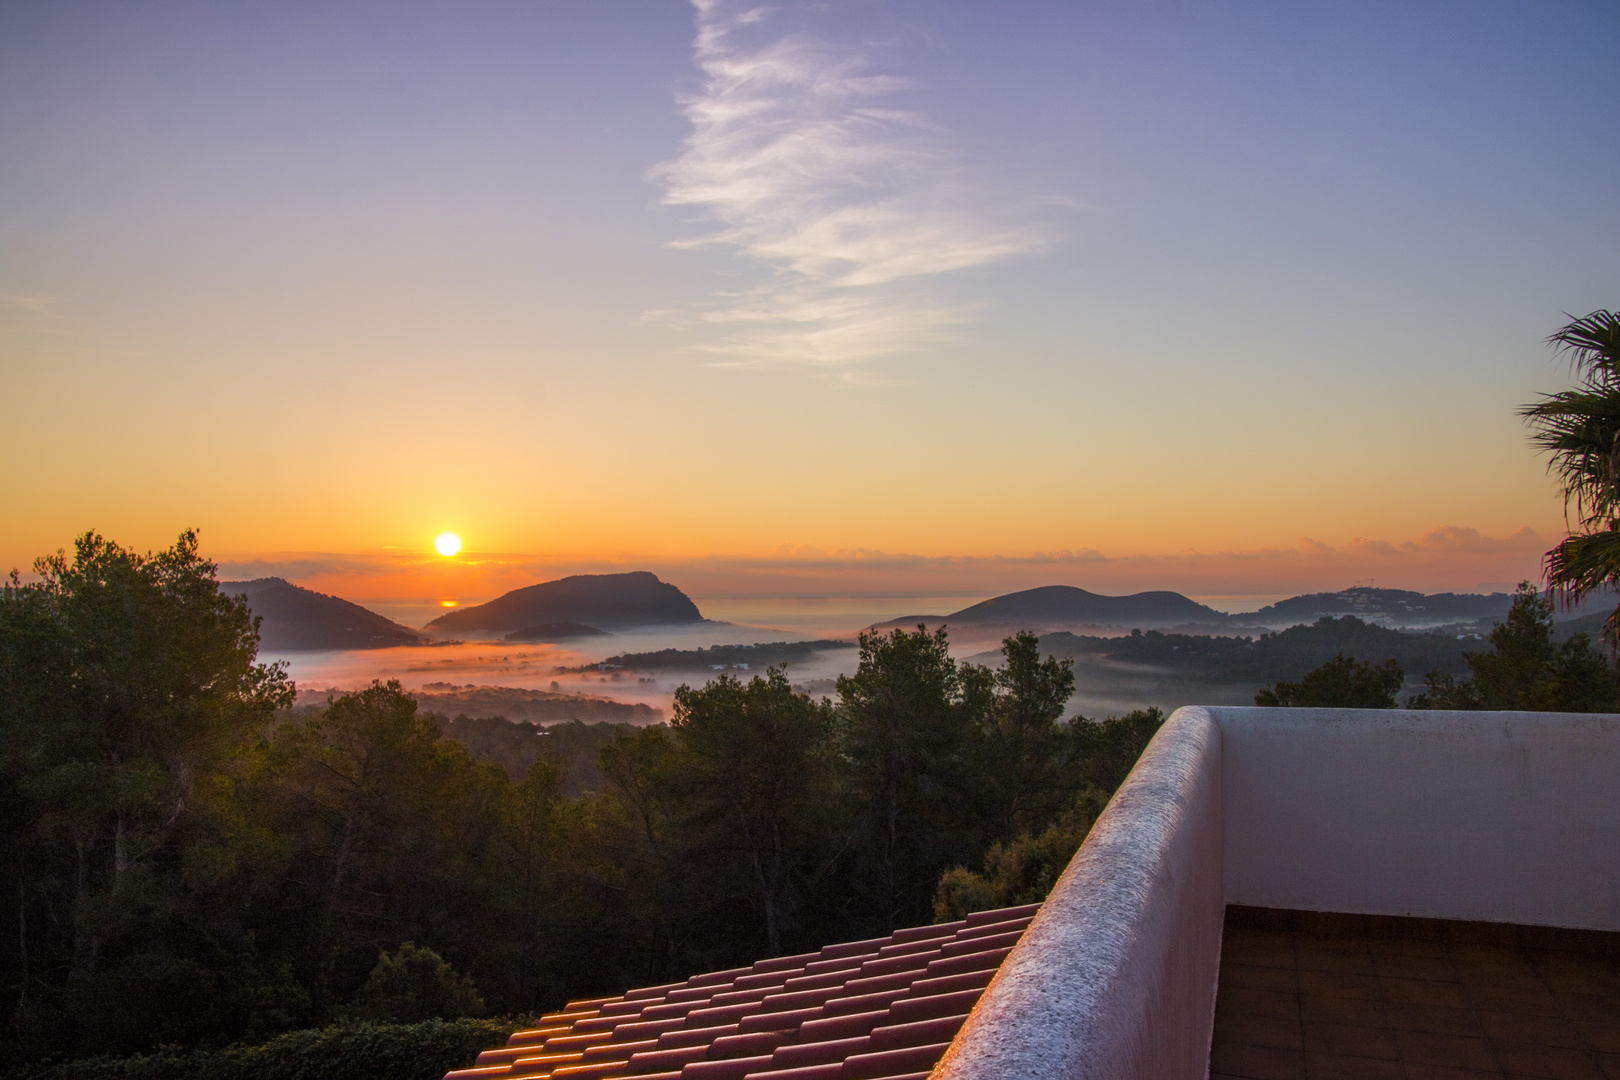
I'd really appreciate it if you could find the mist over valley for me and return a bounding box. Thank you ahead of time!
[247,572,1603,723]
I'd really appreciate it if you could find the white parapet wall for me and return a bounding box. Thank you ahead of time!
[1218,706,1620,931]
[935,706,1620,1080]
[935,705,1225,1080]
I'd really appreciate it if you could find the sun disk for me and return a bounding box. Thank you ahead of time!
[435,532,462,557]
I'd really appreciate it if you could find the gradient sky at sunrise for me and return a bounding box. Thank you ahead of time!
[4,1,1618,610]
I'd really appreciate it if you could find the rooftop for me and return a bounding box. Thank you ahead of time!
[444,902,1040,1080]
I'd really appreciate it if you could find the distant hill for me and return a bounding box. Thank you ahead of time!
[504,621,610,642]
[428,571,703,634]
[222,578,422,651]
[958,615,1479,719]
[1250,587,1511,624]
[562,640,857,673]
[1033,616,1472,685]
[879,585,1230,631]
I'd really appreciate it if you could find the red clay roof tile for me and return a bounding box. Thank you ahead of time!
[792,1011,886,1043]
[743,1064,842,1080]
[445,903,1036,1080]
[840,1042,953,1079]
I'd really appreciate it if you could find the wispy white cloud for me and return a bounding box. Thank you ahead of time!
[0,293,60,314]
[650,0,1048,374]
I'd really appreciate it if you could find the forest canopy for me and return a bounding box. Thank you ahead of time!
[0,532,1160,1067]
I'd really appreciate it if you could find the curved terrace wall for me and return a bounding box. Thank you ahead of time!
[937,706,1620,1080]
[935,706,1225,1080]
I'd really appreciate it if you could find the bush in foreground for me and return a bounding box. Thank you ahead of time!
[2,1019,519,1080]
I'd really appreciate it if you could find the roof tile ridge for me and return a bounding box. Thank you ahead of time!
[687,966,753,987]
[705,1030,789,1060]
[705,987,773,1007]
[476,1047,552,1066]
[624,980,687,1000]
[538,1008,601,1024]
[444,1065,513,1080]
[866,1012,970,1052]
[624,1043,711,1073]
[730,970,800,991]
[874,938,945,958]
[507,1050,585,1077]
[792,1007,889,1041]
[838,1040,954,1079]
[736,1003,826,1034]
[573,1014,639,1034]
[833,970,916,998]
[682,1002,765,1027]
[681,1053,777,1079]
[800,954,867,976]
[533,1032,612,1051]
[853,951,939,978]
[749,951,820,974]
[963,902,1040,925]
[888,921,964,943]
[781,968,858,991]
[579,1037,658,1062]
[937,928,1024,957]
[884,987,984,1024]
[817,986,910,1018]
[764,1033,872,1069]
[601,1017,686,1044]
[563,995,622,1010]
[922,945,1013,977]
[813,936,890,959]
[742,1065,844,1080]
[757,985,844,1012]
[633,1002,702,1022]
[504,1026,571,1046]
[900,969,994,998]
[947,915,1033,941]
[656,1022,740,1048]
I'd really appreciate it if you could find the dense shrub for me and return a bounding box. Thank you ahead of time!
[351,945,485,1024]
[2,1020,519,1080]
[932,787,1111,922]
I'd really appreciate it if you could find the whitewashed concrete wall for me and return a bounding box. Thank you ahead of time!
[935,706,1225,1080]
[936,705,1620,1080]
[1216,706,1620,932]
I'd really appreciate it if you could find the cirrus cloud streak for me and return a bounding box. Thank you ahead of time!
[650,0,1050,374]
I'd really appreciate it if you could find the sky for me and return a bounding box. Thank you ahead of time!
[3,0,1618,615]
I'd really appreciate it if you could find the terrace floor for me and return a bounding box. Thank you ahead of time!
[1209,906,1620,1080]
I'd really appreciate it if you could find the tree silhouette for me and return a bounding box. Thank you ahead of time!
[1523,309,1620,646]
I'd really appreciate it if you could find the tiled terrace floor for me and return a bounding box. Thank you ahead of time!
[1210,907,1620,1080]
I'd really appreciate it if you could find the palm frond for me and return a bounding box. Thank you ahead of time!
[1544,529,1620,603]
[1547,309,1620,383]
[1527,311,1620,529]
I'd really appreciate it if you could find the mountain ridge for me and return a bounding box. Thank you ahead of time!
[428,571,703,634]
[222,577,423,651]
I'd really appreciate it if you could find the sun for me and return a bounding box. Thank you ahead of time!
[434,532,462,557]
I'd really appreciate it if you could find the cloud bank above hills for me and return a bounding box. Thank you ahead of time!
[214,523,1549,621]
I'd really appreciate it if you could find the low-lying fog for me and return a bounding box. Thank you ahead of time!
[270,595,999,721]
[264,592,1406,724]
